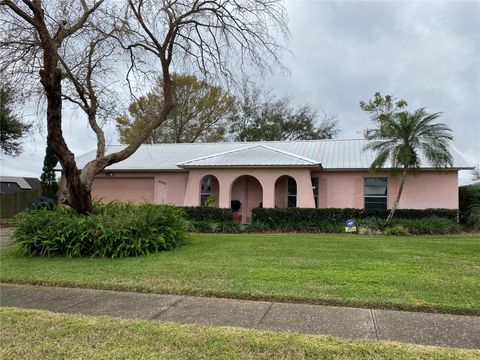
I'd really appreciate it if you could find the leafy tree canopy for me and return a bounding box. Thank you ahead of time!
[360,91,408,123]
[231,85,339,141]
[0,82,30,156]
[117,74,236,144]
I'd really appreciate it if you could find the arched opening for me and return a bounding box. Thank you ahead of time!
[275,175,297,208]
[200,175,219,207]
[230,175,263,223]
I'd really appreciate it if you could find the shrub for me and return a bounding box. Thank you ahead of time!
[179,206,232,222]
[357,217,461,235]
[383,225,409,236]
[394,217,461,235]
[250,210,461,235]
[467,207,480,230]
[187,221,241,233]
[357,226,381,236]
[204,195,216,208]
[459,184,480,226]
[12,202,188,258]
[243,223,270,233]
[357,218,384,232]
[252,208,457,227]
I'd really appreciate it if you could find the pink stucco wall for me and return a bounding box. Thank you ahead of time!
[312,170,458,209]
[183,168,316,209]
[87,168,459,211]
[91,172,188,205]
[92,176,154,204]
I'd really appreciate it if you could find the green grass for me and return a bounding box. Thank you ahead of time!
[1,308,478,359]
[1,233,479,314]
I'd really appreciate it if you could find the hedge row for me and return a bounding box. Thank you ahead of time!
[186,218,460,235]
[459,184,480,228]
[251,207,458,226]
[357,217,461,235]
[179,206,232,222]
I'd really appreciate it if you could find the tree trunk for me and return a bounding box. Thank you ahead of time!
[40,42,94,214]
[385,169,407,225]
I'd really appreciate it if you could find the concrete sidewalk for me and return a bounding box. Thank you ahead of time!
[1,283,478,349]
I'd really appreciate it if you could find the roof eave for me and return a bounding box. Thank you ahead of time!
[178,164,322,169]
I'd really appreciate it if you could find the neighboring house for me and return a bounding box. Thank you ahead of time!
[74,139,471,223]
[0,176,41,218]
[0,176,41,194]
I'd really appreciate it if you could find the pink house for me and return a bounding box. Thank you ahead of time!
[76,139,471,223]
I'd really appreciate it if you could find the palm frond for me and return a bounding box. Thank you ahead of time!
[364,108,454,171]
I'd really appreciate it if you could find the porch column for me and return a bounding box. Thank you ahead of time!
[262,179,275,208]
[183,172,201,206]
[218,178,231,208]
[296,171,316,208]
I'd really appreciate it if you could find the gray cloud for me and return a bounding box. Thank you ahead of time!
[1,0,478,184]
[269,0,479,183]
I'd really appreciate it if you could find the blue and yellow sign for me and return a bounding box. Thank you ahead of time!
[345,218,357,233]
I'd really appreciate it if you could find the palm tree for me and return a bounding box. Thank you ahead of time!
[364,108,454,224]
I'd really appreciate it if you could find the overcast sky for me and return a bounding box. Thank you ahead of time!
[1,0,479,184]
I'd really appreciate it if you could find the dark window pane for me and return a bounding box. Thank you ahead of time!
[311,177,318,196]
[311,177,319,208]
[287,177,297,196]
[364,197,387,210]
[201,176,212,194]
[287,195,297,208]
[201,176,214,206]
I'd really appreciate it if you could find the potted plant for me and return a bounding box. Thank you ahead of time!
[231,199,242,224]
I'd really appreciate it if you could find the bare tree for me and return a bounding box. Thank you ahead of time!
[0,0,288,214]
[1,0,107,213]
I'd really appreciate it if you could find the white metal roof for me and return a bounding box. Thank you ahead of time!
[177,144,320,167]
[75,139,472,171]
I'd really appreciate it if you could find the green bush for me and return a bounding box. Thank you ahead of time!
[397,217,461,235]
[12,202,188,258]
[248,213,460,235]
[180,206,232,222]
[459,184,480,226]
[467,207,480,230]
[357,217,461,235]
[187,221,241,233]
[252,208,457,227]
[243,223,270,233]
[383,225,409,236]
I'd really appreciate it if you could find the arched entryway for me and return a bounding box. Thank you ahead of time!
[200,175,219,207]
[275,175,297,208]
[230,175,263,223]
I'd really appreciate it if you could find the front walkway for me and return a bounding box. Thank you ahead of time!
[1,283,478,349]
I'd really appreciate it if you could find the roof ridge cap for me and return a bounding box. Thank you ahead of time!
[257,144,319,164]
[177,144,257,165]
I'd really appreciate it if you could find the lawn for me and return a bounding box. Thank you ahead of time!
[1,308,478,359]
[1,233,479,314]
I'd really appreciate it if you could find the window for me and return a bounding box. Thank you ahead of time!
[287,177,297,207]
[311,177,319,208]
[364,177,388,210]
[200,176,213,206]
